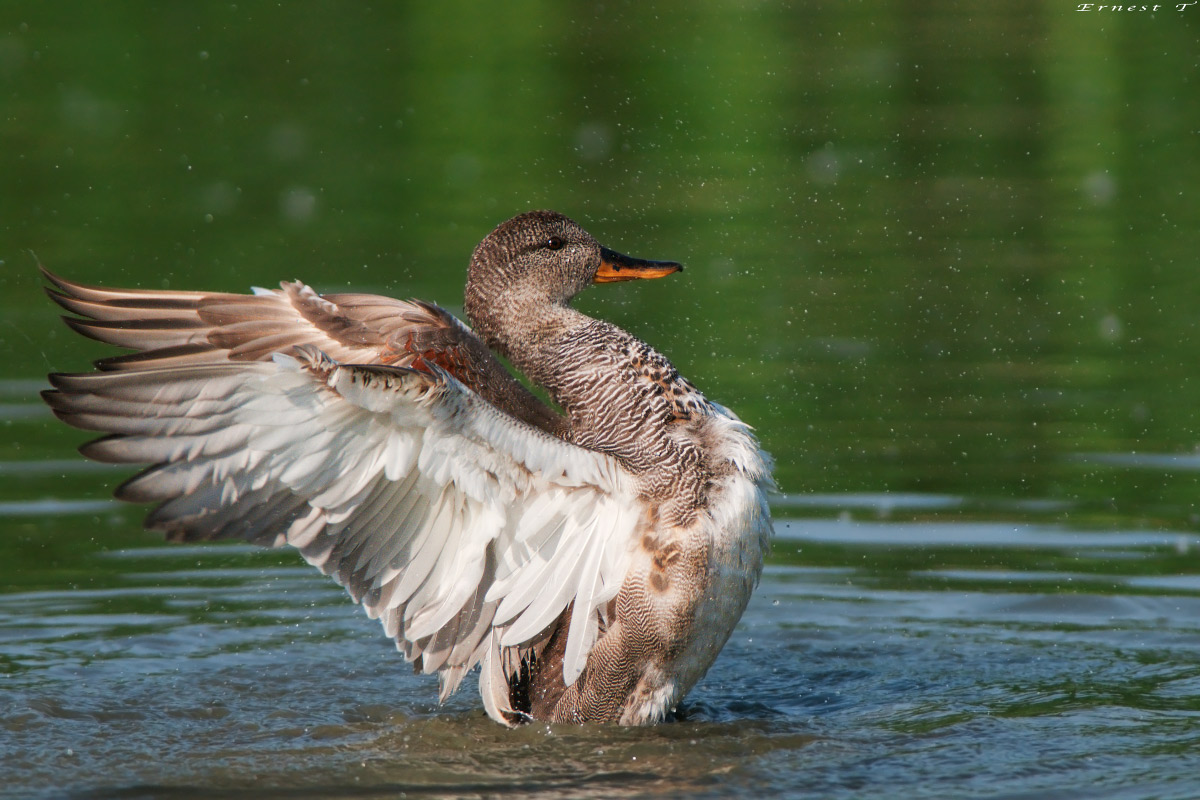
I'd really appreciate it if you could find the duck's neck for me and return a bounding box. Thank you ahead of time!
[467,293,598,414]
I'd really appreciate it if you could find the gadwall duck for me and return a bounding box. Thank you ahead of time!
[41,210,774,726]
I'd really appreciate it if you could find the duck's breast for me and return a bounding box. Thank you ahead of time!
[619,410,773,724]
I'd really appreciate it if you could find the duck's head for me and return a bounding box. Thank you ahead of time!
[464,210,681,349]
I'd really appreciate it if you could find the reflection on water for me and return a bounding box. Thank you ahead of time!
[4,502,1200,799]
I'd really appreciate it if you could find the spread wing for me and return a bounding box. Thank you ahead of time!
[42,272,639,724]
[41,267,564,435]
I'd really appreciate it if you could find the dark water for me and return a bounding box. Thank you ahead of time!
[4,3,1200,798]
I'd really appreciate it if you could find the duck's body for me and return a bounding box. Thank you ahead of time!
[42,211,773,725]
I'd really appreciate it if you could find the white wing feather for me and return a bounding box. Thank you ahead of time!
[47,345,639,711]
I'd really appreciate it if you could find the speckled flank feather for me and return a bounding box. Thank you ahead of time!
[41,210,774,726]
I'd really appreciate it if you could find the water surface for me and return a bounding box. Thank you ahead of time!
[5,501,1200,798]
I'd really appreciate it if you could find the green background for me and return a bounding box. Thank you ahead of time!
[5,3,1200,519]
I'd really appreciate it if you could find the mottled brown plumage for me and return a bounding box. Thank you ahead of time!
[42,210,774,725]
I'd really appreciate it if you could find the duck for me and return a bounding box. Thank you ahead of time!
[41,210,774,726]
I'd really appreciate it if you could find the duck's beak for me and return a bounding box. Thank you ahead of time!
[595,247,683,283]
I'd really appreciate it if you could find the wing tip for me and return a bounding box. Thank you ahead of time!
[38,262,71,293]
[44,372,97,394]
[40,383,91,423]
[60,314,102,342]
[114,469,164,504]
[78,434,131,464]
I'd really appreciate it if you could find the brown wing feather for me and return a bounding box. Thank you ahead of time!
[42,266,565,435]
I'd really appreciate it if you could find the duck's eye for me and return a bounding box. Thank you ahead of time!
[545,236,565,251]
